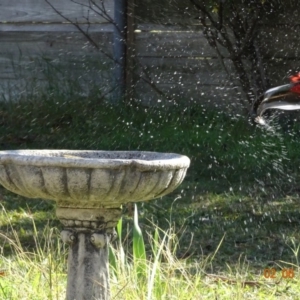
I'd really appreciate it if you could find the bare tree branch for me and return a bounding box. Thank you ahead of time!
[235,13,261,58]
[189,0,272,106]
[45,0,117,63]
[70,0,120,33]
[190,0,220,29]
[136,59,172,101]
[89,0,118,28]
[45,0,177,103]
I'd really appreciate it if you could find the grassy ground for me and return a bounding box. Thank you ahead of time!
[1,88,300,298]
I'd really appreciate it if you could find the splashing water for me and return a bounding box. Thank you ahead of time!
[252,73,300,125]
[255,116,267,126]
[254,116,276,133]
[252,74,299,183]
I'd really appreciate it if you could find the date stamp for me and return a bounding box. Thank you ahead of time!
[263,268,294,279]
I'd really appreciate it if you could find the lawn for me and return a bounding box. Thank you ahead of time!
[1,88,300,299]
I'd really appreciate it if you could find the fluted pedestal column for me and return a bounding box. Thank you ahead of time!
[57,207,122,300]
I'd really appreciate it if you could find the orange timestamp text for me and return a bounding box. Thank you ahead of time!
[263,268,294,279]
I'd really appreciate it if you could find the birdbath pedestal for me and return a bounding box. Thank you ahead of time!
[0,150,190,300]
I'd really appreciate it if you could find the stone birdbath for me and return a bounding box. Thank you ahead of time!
[0,150,190,300]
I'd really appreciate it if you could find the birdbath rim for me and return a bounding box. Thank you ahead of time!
[0,149,190,171]
[0,149,190,207]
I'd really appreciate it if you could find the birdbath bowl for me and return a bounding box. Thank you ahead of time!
[0,150,190,300]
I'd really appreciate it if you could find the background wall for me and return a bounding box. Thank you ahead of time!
[0,0,299,111]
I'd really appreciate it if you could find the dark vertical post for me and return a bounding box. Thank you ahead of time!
[113,0,127,103]
[126,0,135,104]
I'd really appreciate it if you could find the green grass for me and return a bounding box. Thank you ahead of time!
[1,81,300,298]
[2,200,300,299]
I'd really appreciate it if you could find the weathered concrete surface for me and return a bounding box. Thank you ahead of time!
[59,207,121,300]
[61,229,112,300]
[57,207,122,231]
[0,150,190,208]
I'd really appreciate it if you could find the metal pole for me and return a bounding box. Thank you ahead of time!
[113,0,127,103]
[125,0,135,104]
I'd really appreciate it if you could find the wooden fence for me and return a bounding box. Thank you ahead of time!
[0,0,300,111]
